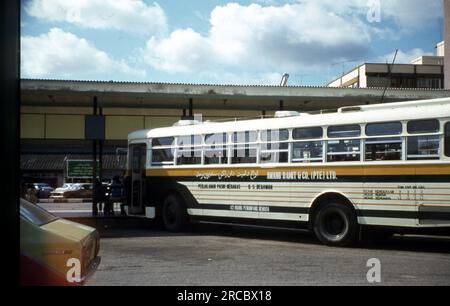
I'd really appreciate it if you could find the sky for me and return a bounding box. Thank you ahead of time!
[20,0,445,86]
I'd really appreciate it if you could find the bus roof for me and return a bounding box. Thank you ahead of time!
[128,97,450,141]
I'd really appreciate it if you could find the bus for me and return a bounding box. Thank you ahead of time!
[125,97,450,246]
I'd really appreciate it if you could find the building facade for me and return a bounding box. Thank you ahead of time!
[328,43,445,89]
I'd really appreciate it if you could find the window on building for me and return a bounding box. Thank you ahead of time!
[327,139,361,162]
[407,119,440,134]
[417,78,442,89]
[365,137,402,161]
[292,141,323,163]
[407,135,440,160]
[366,122,402,136]
[391,77,415,88]
[445,122,450,157]
[328,125,361,138]
[292,127,323,140]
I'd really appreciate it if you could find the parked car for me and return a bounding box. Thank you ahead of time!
[50,183,93,199]
[33,183,54,199]
[54,183,75,192]
[20,199,100,285]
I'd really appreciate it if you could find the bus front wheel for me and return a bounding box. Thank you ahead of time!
[313,202,358,247]
[162,194,188,232]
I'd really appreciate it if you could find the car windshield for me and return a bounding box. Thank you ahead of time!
[20,198,58,226]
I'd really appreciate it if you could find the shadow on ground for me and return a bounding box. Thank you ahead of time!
[66,215,450,255]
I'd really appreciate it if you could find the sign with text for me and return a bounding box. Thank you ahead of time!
[67,160,98,178]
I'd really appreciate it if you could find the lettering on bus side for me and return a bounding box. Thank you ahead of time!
[231,205,270,212]
[266,171,337,180]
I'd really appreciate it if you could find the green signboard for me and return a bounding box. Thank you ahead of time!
[66,160,98,178]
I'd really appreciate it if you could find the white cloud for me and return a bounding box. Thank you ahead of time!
[376,48,434,64]
[292,0,442,33]
[25,0,167,35]
[141,2,374,75]
[142,28,213,73]
[380,0,442,33]
[21,28,146,79]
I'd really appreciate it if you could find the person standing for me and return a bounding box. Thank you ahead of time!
[121,174,131,215]
[93,179,105,215]
[108,176,123,215]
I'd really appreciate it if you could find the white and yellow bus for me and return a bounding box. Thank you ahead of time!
[125,97,450,246]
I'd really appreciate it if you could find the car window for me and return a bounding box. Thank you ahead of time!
[20,199,58,226]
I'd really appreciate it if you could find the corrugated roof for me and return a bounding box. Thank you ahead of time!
[20,78,449,91]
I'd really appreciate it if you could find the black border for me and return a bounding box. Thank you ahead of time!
[1,0,19,288]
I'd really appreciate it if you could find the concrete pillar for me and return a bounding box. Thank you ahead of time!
[445,0,450,88]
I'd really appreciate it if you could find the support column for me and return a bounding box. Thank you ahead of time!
[98,106,103,182]
[189,98,193,118]
[92,96,98,216]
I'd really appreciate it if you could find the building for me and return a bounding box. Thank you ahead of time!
[328,42,445,89]
[445,0,450,89]
[20,79,450,187]
[437,41,445,57]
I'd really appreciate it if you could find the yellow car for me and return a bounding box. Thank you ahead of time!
[20,199,100,285]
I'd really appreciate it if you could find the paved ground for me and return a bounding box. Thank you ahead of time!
[39,202,450,286]
[87,224,450,286]
[39,202,122,218]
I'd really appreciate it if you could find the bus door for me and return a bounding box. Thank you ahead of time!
[129,144,146,214]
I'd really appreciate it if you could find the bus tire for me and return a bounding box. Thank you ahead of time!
[162,194,188,232]
[313,202,358,247]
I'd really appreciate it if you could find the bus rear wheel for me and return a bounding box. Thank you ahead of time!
[313,202,358,246]
[162,194,188,232]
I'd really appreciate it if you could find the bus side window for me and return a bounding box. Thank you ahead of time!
[445,122,450,157]
[152,148,174,165]
[151,136,175,166]
[291,127,323,163]
[177,135,202,165]
[231,131,257,164]
[204,133,228,165]
[260,129,289,163]
[327,125,361,162]
[365,122,402,161]
[406,119,440,160]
